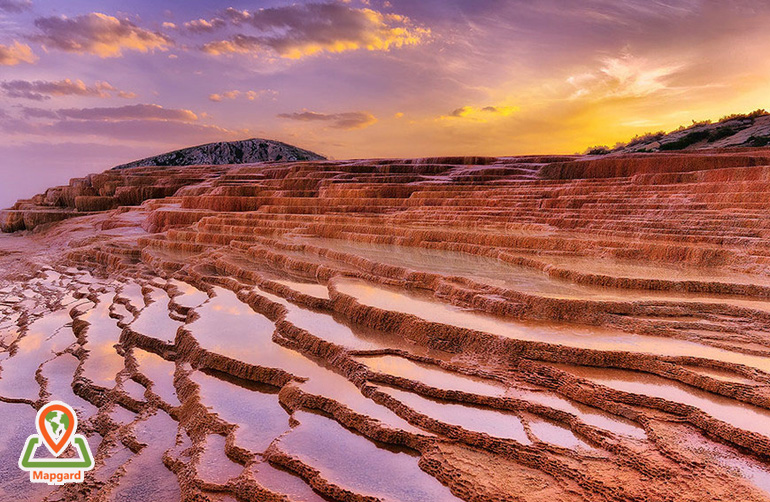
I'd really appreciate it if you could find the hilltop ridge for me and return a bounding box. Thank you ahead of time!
[588,109,770,154]
[112,138,326,169]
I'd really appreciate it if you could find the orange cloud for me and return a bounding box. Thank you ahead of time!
[209,89,277,102]
[440,105,518,121]
[34,12,171,58]
[201,35,261,56]
[0,41,37,65]
[183,17,226,33]
[202,3,428,59]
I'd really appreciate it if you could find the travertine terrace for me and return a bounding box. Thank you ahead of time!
[2,148,770,501]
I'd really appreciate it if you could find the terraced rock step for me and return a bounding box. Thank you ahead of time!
[1,150,770,501]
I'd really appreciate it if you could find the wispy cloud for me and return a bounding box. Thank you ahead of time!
[3,117,249,144]
[0,41,37,65]
[33,12,172,57]
[209,89,277,102]
[277,110,377,130]
[0,0,32,13]
[1,103,244,144]
[21,103,197,121]
[442,105,518,121]
[567,52,683,101]
[1,79,136,100]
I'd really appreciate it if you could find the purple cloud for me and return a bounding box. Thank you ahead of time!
[277,110,377,130]
[0,0,31,13]
[20,103,197,122]
[1,79,136,100]
[201,2,428,58]
[2,104,247,144]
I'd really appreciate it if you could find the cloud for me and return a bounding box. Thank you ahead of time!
[0,41,37,65]
[60,104,197,121]
[209,90,239,102]
[208,89,277,102]
[184,17,226,33]
[21,103,197,122]
[201,2,428,59]
[1,79,136,100]
[567,52,683,101]
[201,34,262,56]
[0,0,31,13]
[442,105,518,121]
[2,118,249,146]
[37,120,241,142]
[1,103,242,144]
[33,12,172,58]
[277,110,377,130]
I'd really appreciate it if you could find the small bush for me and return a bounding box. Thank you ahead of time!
[585,146,610,155]
[624,131,665,148]
[748,136,770,147]
[659,130,711,150]
[707,126,737,142]
[719,109,769,122]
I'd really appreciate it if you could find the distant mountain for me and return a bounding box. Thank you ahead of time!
[586,109,770,155]
[112,138,326,169]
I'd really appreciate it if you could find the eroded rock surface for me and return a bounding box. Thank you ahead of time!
[1,150,770,501]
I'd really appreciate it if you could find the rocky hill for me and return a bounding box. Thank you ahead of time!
[0,138,325,232]
[589,109,770,154]
[112,138,325,169]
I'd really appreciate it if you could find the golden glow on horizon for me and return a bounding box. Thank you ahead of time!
[1,0,770,167]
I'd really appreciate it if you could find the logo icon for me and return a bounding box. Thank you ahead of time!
[18,401,94,484]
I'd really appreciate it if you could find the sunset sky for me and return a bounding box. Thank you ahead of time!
[1,0,770,206]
